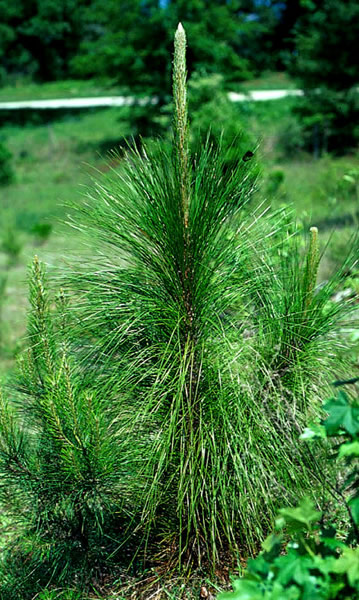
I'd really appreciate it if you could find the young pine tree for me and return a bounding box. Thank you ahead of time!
[65,24,358,569]
[0,257,142,598]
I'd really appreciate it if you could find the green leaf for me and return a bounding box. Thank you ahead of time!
[275,553,314,586]
[338,441,359,458]
[300,424,327,440]
[343,174,356,184]
[328,581,347,598]
[323,392,359,437]
[321,536,347,552]
[331,547,359,586]
[247,554,270,577]
[311,554,336,576]
[348,497,359,525]
[270,583,301,600]
[261,533,282,559]
[301,577,328,600]
[277,498,322,532]
[217,579,263,600]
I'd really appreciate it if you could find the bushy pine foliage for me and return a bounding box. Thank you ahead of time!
[64,26,358,567]
[0,23,358,596]
[0,258,140,597]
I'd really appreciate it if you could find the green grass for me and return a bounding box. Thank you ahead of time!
[276,156,359,220]
[0,108,133,377]
[238,71,295,91]
[11,574,228,599]
[0,79,126,102]
[0,72,295,103]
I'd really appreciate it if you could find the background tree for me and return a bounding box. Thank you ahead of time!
[232,0,301,73]
[0,0,321,91]
[288,0,359,153]
[0,0,90,81]
[71,0,257,94]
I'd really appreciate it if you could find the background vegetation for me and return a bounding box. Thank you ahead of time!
[0,2,358,599]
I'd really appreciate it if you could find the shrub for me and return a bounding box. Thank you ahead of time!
[276,115,307,158]
[30,222,53,245]
[1,227,22,266]
[293,89,359,156]
[265,168,285,197]
[0,258,139,598]
[188,72,256,172]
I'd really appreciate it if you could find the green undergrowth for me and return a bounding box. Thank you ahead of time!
[0,107,133,371]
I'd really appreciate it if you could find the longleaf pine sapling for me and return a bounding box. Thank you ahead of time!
[63,23,358,572]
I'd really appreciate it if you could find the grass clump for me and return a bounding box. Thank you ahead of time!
[0,24,358,598]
